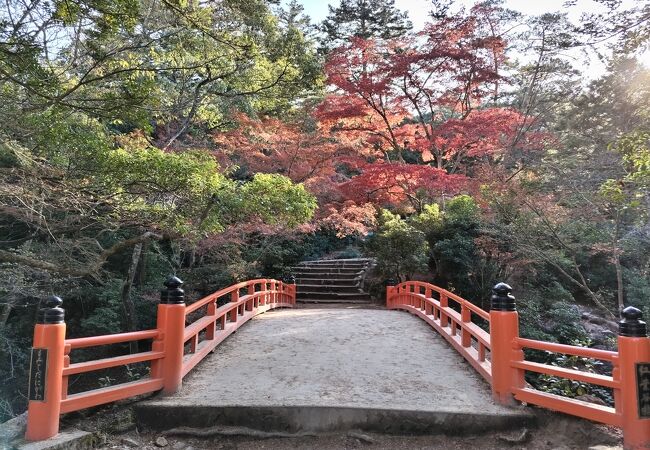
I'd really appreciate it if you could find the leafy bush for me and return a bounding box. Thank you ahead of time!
[526,343,614,406]
[365,209,429,281]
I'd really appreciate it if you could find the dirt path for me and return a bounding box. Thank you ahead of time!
[141,308,521,421]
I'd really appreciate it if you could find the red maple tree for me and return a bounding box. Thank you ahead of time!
[315,5,539,211]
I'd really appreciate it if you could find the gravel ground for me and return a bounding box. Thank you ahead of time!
[144,307,519,417]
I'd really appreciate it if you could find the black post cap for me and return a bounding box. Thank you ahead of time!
[619,306,647,337]
[491,282,516,311]
[37,296,65,324]
[160,276,185,304]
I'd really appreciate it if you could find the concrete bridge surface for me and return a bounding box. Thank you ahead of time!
[136,306,532,435]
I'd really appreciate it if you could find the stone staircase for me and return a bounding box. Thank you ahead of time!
[293,258,374,304]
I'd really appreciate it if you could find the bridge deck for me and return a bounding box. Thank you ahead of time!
[136,307,532,434]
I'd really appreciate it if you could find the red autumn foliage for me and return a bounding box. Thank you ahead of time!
[213,113,348,188]
[318,201,378,238]
[339,162,467,211]
[315,5,541,211]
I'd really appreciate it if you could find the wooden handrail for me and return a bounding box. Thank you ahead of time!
[65,330,160,350]
[516,337,618,362]
[24,278,296,442]
[386,281,649,449]
[510,360,619,389]
[185,278,273,314]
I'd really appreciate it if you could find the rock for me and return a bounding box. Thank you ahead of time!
[172,442,186,450]
[0,412,27,444]
[576,394,608,406]
[498,428,531,444]
[96,433,108,445]
[155,436,169,447]
[121,437,141,447]
[588,446,623,450]
[348,431,375,444]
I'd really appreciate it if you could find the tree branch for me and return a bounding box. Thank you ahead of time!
[0,232,162,277]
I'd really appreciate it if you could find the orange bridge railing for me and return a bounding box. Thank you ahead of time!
[386,281,650,450]
[24,277,296,441]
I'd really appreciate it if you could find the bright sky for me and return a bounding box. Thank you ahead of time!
[297,0,632,28]
[293,0,650,76]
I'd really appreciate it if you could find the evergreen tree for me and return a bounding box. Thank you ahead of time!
[320,0,412,49]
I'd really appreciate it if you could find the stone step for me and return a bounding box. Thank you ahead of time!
[297,284,363,293]
[296,298,371,304]
[292,257,374,304]
[294,272,362,280]
[295,278,360,286]
[293,267,364,274]
[298,258,372,264]
[296,291,371,301]
[298,260,369,267]
[297,266,368,272]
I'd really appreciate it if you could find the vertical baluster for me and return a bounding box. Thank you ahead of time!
[62,350,70,400]
[440,293,449,327]
[461,304,471,347]
[248,284,255,310]
[230,288,239,322]
[385,280,397,308]
[206,299,216,340]
[424,288,432,315]
[190,334,198,354]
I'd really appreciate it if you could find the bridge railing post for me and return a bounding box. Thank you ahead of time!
[25,296,66,441]
[461,304,471,348]
[259,280,265,306]
[230,286,239,321]
[489,282,524,406]
[424,288,433,315]
[439,292,449,327]
[618,306,650,450]
[288,274,296,305]
[385,279,397,308]
[287,281,296,305]
[248,283,256,308]
[157,276,186,394]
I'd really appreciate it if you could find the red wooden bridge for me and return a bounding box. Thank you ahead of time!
[21,276,650,449]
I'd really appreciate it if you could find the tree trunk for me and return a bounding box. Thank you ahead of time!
[614,215,624,311]
[121,243,143,354]
[614,253,624,311]
[0,303,12,329]
[137,240,148,287]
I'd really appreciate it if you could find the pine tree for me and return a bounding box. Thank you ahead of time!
[320,0,412,49]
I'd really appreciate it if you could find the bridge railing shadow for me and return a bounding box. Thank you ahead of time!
[386,280,649,450]
[23,277,295,441]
